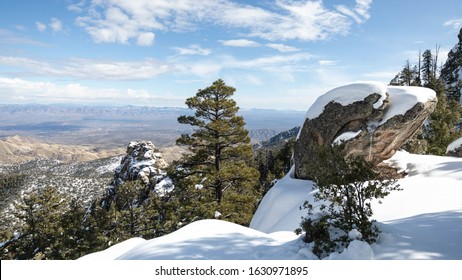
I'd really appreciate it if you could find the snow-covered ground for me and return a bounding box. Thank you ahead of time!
[80,151,462,260]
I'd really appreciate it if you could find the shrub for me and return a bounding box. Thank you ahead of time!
[297,144,400,258]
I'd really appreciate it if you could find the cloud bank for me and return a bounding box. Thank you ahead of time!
[74,0,372,46]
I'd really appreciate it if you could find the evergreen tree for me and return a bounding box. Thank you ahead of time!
[390,60,420,86]
[422,49,434,85]
[424,79,462,155]
[173,79,260,226]
[4,186,69,259]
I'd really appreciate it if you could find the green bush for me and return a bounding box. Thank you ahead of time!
[297,144,400,258]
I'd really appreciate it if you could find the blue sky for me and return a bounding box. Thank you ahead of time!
[0,0,461,110]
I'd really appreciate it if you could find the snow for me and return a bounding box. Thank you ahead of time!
[377,86,436,125]
[348,228,363,240]
[304,82,388,120]
[80,219,310,260]
[333,130,361,145]
[328,240,374,260]
[154,177,174,196]
[447,137,462,153]
[79,151,462,260]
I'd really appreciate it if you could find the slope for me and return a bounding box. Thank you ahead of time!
[80,151,462,260]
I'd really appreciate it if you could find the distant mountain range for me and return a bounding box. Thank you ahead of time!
[0,104,305,147]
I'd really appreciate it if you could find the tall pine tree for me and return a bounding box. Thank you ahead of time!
[173,79,260,226]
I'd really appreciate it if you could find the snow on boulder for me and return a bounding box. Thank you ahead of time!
[294,82,436,179]
[446,137,462,157]
[303,82,388,121]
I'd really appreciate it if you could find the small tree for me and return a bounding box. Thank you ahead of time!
[297,144,400,258]
[173,79,260,225]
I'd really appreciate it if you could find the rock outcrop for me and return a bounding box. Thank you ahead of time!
[294,83,437,180]
[441,27,462,102]
[112,141,168,187]
[102,141,172,207]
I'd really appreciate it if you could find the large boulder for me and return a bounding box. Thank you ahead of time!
[294,83,437,180]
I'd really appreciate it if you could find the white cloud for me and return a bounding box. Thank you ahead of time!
[318,60,337,66]
[76,0,370,45]
[68,1,86,13]
[174,60,223,78]
[336,0,372,24]
[36,18,64,33]
[50,18,63,32]
[219,39,260,47]
[172,44,212,56]
[0,56,171,80]
[444,18,462,32]
[226,53,312,69]
[266,43,300,52]
[137,32,155,46]
[36,21,47,32]
[0,77,183,105]
[173,52,313,82]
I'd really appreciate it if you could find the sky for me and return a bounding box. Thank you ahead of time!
[0,0,461,111]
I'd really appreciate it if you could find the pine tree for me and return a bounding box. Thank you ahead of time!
[173,79,260,226]
[390,60,420,86]
[424,79,462,155]
[422,49,434,86]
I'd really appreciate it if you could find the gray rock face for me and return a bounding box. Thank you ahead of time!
[294,84,437,180]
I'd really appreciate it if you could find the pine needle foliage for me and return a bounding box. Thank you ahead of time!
[173,79,261,226]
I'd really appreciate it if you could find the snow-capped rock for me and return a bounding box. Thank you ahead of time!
[112,141,168,188]
[446,137,462,157]
[294,82,436,179]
